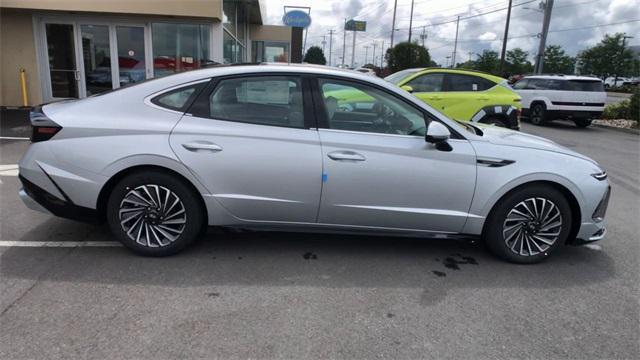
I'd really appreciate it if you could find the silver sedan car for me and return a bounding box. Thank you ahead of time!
[18,64,610,263]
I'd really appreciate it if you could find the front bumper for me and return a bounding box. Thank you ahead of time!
[573,185,610,244]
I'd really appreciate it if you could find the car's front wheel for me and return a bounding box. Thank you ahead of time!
[529,103,546,125]
[483,185,572,264]
[106,170,205,256]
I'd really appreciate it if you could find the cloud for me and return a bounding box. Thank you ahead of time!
[266,0,640,67]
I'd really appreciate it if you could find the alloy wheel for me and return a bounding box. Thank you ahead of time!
[502,197,563,256]
[118,184,187,247]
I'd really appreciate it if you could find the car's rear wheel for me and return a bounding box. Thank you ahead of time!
[483,185,572,264]
[106,170,204,256]
[529,103,546,125]
[574,119,592,128]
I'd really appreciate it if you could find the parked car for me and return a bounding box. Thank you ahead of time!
[604,76,632,88]
[385,68,522,130]
[355,67,377,77]
[19,64,610,263]
[513,75,605,127]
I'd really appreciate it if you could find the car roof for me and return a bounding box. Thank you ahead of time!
[523,74,602,81]
[404,67,505,83]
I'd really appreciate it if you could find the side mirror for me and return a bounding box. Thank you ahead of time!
[425,121,451,144]
[400,85,414,93]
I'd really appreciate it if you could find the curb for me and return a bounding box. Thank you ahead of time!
[592,123,639,135]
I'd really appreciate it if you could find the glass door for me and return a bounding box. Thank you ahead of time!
[80,24,113,96]
[44,23,80,99]
[115,26,147,87]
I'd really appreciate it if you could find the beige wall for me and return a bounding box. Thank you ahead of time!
[250,24,291,42]
[0,8,41,106]
[1,0,222,19]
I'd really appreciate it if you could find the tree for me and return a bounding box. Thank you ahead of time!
[505,48,533,75]
[474,50,500,74]
[578,33,635,78]
[303,46,326,65]
[386,42,431,73]
[543,45,575,74]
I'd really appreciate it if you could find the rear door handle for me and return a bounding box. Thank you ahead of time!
[182,141,223,152]
[327,151,366,161]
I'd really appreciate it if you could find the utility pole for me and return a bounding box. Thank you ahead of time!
[420,26,427,47]
[408,0,415,43]
[534,0,554,74]
[328,29,335,66]
[351,29,357,68]
[451,16,460,68]
[380,40,385,69]
[499,0,513,75]
[371,42,377,66]
[390,0,398,48]
[364,45,370,65]
[321,35,326,54]
[614,34,633,85]
[342,18,347,66]
[468,51,473,62]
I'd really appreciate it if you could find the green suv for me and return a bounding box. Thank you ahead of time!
[385,68,522,129]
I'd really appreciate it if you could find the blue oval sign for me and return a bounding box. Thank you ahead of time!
[282,10,311,28]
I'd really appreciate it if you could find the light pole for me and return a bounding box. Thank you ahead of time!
[614,34,634,85]
[364,45,370,65]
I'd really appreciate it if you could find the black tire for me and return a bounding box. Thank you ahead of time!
[106,170,205,256]
[529,103,546,126]
[574,119,592,128]
[483,185,573,264]
[484,117,508,128]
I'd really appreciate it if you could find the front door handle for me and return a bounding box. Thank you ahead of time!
[429,96,442,100]
[327,151,366,161]
[182,141,223,152]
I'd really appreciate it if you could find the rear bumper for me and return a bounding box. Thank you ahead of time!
[19,175,100,223]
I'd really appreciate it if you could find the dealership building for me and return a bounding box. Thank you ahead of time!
[0,0,303,107]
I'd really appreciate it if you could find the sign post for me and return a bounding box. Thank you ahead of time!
[344,20,366,68]
[283,7,312,62]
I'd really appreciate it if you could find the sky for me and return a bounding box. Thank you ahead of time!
[263,0,640,67]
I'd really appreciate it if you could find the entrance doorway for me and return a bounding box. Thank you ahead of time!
[38,19,151,102]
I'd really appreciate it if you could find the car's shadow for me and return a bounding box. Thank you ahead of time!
[1,218,616,299]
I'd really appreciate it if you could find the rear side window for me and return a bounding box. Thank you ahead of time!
[152,83,205,111]
[208,76,305,128]
[406,73,444,92]
[512,79,528,89]
[565,80,604,92]
[445,74,495,91]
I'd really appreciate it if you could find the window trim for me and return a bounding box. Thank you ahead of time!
[186,72,317,129]
[309,75,463,139]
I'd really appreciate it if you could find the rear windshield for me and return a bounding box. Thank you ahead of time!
[384,69,421,84]
[565,80,604,92]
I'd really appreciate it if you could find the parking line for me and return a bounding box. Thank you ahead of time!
[0,240,123,247]
[0,136,30,140]
[0,164,19,177]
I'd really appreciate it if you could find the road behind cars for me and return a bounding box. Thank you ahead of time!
[0,122,638,359]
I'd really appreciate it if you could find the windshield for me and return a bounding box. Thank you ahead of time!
[384,69,422,84]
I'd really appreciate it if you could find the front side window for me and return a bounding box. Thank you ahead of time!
[446,74,495,91]
[318,78,427,136]
[209,76,304,128]
[406,73,444,92]
[525,79,548,90]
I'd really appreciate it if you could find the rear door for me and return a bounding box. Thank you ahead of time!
[439,73,496,121]
[169,74,323,223]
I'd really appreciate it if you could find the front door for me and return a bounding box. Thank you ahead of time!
[314,77,477,233]
[43,23,80,99]
[170,75,323,223]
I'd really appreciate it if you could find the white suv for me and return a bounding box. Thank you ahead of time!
[513,75,605,128]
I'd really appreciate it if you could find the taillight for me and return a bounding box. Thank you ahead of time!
[30,106,62,142]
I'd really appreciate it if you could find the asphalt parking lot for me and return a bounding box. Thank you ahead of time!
[1,119,638,359]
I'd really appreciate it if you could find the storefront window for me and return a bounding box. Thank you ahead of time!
[252,41,289,63]
[81,25,112,95]
[152,23,211,77]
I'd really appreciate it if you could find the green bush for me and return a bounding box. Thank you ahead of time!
[602,88,639,121]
